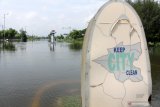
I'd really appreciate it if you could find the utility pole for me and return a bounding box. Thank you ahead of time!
[0,25,3,30]
[3,13,8,41]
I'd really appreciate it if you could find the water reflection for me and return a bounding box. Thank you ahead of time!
[69,42,82,51]
[149,47,160,69]
[149,47,160,56]
[0,41,81,107]
[16,42,27,51]
[49,43,55,51]
[0,41,159,107]
[0,42,16,51]
[149,46,160,106]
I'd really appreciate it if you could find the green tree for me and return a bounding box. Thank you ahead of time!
[0,28,18,40]
[127,0,160,43]
[15,33,21,39]
[0,30,4,39]
[60,35,64,39]
[19,29,27,42]
[56,35,64,39]
[7,28,18,39]
[67,29,86,40]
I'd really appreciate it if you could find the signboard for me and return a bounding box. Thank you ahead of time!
[81,1,152,107]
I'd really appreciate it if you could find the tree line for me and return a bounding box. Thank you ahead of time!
[66,29,86,40]
[0,28,27,42]
[55,29,86,42]
[56,0,160,46]
[127,0,160,44]
[0,28,48,42]
[1,0,160,45]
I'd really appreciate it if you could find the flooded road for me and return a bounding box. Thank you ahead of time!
[0,41,81,107]
[149,47,160,106]
[0,41,159,107]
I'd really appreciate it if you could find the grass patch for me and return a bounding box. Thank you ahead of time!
[56,95,81,107]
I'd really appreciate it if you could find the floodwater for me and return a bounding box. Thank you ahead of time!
[149,47,160,106]
[0,40,159,107]
[0,41,81,107]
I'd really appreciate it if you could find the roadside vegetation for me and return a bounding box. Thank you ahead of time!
[0,28,48,42]
[56,29,86,43]
[55,29,86,49]
[55,0,160,48]
[0,0,160,48]
[0,28,47,51]
[0,28,28,42]
[127,0,160,47]
[55,95,81,107]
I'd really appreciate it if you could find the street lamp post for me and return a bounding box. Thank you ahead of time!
[3,13,8,42]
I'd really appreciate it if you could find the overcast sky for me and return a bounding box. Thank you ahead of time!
[0,0,108,36]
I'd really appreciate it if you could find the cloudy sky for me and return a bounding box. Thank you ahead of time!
[0,0,108,36]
